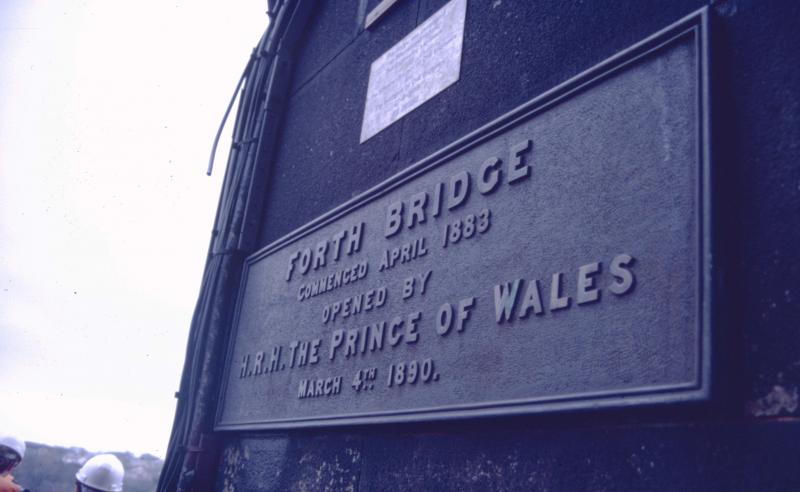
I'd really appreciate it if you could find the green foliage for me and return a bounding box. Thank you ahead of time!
[11,442,162,492]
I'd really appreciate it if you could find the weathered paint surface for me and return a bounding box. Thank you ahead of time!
[216,421,800,491]
[217,436,361,491]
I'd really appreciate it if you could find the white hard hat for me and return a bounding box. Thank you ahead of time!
[0,434,25,459]
[76,454,124,492]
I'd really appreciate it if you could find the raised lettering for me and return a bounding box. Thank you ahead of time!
[518,279,544,318]
[402,277,414,300]
[478,156,502,194]
[447,171,470,210]
[309,338,321,364]
[455,297,475,332]
[577,262,601,304]
[609,254,636,295]
[405,311,421,343]
[388,316,404,346]
[329,330,344,360]
[346,222,364,255]
[436,302,453,336]
[408,192,428,228]
[299,248,312,274]
[385,201,403,237]
[549,272,570,311]
[331,230,346,261]
[508,139,532,184]
[494,279,522,323]
[313,240,328,270]
[286,251,301,281]
[288,340,299,368]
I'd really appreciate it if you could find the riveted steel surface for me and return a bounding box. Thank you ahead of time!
[216,11,711,430]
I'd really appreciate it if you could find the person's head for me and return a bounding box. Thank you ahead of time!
[0,434,25,475]
[75,454,124,492]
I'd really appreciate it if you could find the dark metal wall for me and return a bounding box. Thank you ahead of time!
[185,0,799,490]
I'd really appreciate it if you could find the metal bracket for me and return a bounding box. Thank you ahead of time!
[365,0,402,30]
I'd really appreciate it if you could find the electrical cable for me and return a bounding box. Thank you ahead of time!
[157,25,274,492]
[206,58,254,177]
[158,2,312,488]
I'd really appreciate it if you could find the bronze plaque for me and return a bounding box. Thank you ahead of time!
[216,11,711,430]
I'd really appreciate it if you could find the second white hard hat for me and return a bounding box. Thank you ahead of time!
[0,434,25,459]
[76,454,125,492]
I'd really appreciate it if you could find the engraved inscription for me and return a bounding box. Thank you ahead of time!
[218,18,710,430]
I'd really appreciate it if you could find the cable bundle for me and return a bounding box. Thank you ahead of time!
[158,2,313,490]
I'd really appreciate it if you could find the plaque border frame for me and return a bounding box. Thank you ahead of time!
[215,7,712,431]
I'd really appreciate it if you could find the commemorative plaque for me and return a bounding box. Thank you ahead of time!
[216,11,711,430]
[360,0,467,143]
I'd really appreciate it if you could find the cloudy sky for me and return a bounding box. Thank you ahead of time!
[0,1,268,457]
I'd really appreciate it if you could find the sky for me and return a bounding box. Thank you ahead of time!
[0,1,269,458]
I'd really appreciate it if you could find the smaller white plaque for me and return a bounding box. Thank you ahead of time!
[360,0,467,143]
